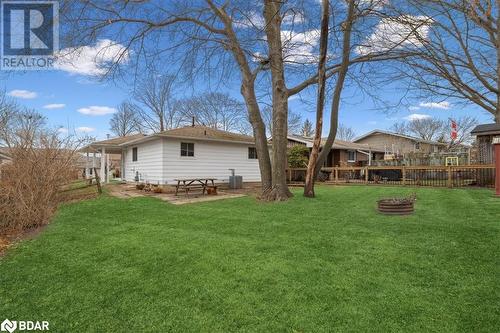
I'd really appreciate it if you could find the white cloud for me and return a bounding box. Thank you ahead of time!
[356,15,432,55]
[43,103,66,109]
[281,29,321,64]
[77,106,117,116]
[7,89,37,99]
[76,127,95,133]
[54,39,130,76]
[58,127,69,134]
[419,101,450,110]
[404,113,431,121]
[409,106,421,111]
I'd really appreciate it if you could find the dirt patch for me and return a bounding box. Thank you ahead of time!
[0,224,48,257]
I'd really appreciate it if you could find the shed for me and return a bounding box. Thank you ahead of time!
[471,123,500,164]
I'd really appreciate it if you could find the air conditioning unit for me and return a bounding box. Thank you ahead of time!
[228,169,242,189]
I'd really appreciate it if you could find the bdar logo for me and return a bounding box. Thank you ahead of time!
[1,319,17,333]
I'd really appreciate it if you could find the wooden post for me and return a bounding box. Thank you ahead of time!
[93,167,102,194]
[447,166,452,188]
[364,167,369,184]
[100,147,106,185]
[402,167,406,186]
[288,169,292,183]
[493,137,500,196]
[334,168,339,183]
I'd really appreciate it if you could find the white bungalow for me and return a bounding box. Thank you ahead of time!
[84,126,261,185]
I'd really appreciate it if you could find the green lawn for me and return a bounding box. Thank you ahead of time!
[1,186,499,332]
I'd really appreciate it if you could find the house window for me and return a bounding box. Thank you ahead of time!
[347,150,356,162]
[132,147,138,161]
[248,147,257,159]
[415,142,420,150]
[181,142,194,157]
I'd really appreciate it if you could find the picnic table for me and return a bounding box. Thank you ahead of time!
[174,178,217,196]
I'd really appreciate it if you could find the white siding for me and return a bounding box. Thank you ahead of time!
[123,138,164,184]
[163,138,261,184]
[123,137,262,184]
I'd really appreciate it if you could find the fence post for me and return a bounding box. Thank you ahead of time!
[288,169,292,183]
[402,167,406,186]
[335,168,339,184]
[447,166,452,188]
[365,167,369,184]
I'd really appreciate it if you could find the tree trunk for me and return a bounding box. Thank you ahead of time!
[496,0,500,123]
[315,0,356,177]
[241,80,273,191]
[261,0,293,201]
[206,2,273,193]
[304,0,330,198]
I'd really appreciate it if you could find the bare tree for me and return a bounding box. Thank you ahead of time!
[175,93,249,133]
[304,0,329,197]
[390,122,408,135]
[61,0,415,201]
[449,116,479,146]
[390,118,444,141]
[337,124,357,141]
[394,0,500,123]
[261,106,302,137]
[312,0,357,181]
[406,118,445,141]
[133,74,181,133]
[301,119,314,137]
[109,102,142,137]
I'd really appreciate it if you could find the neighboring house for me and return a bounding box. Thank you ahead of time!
[86,126,261,184]
[471,123,500,164]
[286,135,385,166]
[353,130,447,157]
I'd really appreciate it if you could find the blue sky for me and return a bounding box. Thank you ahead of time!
[5,66,492,141]
[2,0,493,141]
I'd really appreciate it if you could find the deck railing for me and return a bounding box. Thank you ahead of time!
[287,165,496,188]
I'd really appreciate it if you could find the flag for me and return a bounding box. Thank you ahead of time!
[451,119,457,140]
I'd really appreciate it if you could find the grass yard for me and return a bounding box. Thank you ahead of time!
[1,186,499,332]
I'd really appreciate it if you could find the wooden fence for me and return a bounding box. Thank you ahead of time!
[287,165,496,188]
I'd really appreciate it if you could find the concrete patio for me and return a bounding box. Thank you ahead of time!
[106,183,254,205]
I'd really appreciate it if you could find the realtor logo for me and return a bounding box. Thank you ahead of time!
[0,319,49,332]
[1,319,17,333]
[1,1,59,70]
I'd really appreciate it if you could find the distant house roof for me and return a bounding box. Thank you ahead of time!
[470,123,500,136]
[287,135,385,152]
[353,129,447,146]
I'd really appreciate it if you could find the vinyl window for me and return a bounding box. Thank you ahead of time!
[180,142,194,157]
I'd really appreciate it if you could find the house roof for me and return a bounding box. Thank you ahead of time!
[90,134,147,147]
[353,129,447,146]
[470,123,500,136]
[84,126,257,150]
[287,135,385,152]
[155,126,255,144]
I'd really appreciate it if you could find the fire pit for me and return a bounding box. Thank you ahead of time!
[377,194,416,215]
